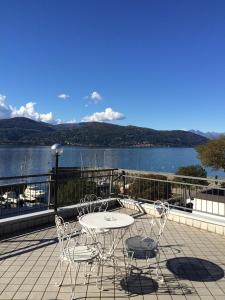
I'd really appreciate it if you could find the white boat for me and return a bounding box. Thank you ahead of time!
[2,191,20,204]
[24,185,46,199]
[19,194,36,202]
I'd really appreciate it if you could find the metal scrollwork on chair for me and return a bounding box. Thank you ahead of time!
[79,194,108,215]
[77,194,109,236]
[55,215,100,299]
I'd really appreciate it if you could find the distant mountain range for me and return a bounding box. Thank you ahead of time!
[0,117,208,147]
[189,130,225,140]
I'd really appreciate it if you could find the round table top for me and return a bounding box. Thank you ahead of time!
[79,212,134,230]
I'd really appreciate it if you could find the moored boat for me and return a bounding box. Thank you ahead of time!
[24,185,46,199]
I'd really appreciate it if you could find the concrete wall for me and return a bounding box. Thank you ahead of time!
[0,198,119,238]
[120,198,225,236]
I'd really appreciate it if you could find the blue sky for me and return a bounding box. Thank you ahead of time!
[0,0,225,131]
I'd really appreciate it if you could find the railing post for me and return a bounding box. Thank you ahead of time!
[51,144,63,213]
[48,173,52,209]
[109,170,113,195]
[122,170,126,195]
[54,154,59,213]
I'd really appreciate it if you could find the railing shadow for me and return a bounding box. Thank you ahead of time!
[0,237,58,261]
[0,225,80,261]
[166,257,224,281]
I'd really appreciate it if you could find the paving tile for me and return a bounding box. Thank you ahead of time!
[171,296,186,300]
[0,291,16,299]
[0,277,12,284]
[56,292,71,300]
[13,291,30,299]
[142,294,157,300]
[32,284,48,292]
[27,291,44,299]
[42,291,58,299]
[18,284,33,292]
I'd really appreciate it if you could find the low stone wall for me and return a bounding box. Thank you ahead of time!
[120,198,225,236]
[0,198,119,238]
[3,197,224,238]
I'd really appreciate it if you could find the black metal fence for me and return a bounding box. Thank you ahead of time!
[55,168,119,207]
[0,173,51,218]
[0,168,119,219]
[1,168,225,219]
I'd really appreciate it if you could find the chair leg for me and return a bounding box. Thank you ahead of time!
[83,262,90,285]
[155,249,164,283]
[89,260,97,274]
[70,263,80,300]
[55,260,64,287]
[125,250,134,278]
[96,260,104,291]
[69,264,74,289]
[113,256,123,278]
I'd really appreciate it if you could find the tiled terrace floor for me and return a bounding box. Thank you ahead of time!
[1,207,225,300]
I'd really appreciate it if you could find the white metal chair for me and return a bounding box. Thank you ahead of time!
[125,200,170,281]
[78,194,108,215]
[55,215,99,299]
[77,194,109,235]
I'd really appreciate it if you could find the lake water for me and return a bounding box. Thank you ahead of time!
[0,145,224,178]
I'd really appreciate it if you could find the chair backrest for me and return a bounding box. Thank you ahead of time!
[78,194,108,217]
[55,215,90,262]
[149,200,170,244]
[55,215,73,253]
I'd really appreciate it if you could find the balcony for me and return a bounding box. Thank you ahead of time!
[1,203,225,300]
[1,169,225,299]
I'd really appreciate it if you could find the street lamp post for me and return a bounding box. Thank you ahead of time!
[51,144,63,213]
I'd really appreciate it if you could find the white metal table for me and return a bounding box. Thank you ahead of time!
[79,211,134,288]
[79,211,134,230]
[79,211,134,256]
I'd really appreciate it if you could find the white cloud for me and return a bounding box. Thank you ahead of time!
[0,94,6,104]
[55,118,76,125]
[82,107,125,122]
[0,94,12,119]
[85,91,102,103]
[58,93,70,100]
[11,102,53,122]
[0,95,53,123]
[66,119,76,123]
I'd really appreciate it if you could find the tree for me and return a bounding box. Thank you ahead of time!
[175,165,207,185]
[175,165,208,211]
[196,136,225,172]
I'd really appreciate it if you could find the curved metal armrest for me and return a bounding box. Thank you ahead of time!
[64,222,80,239]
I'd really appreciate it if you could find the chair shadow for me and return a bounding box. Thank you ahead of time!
[120,274,158,295]
[166,257,224,282]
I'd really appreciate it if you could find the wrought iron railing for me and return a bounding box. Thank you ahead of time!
[55,168,118,207]
[0,168,118,219]
[118,170,225,217]
[0,173,51,218]
[1,167,225,219]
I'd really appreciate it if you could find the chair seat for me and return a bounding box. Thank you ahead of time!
[63,245,99,262]
[125,236,157,259]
